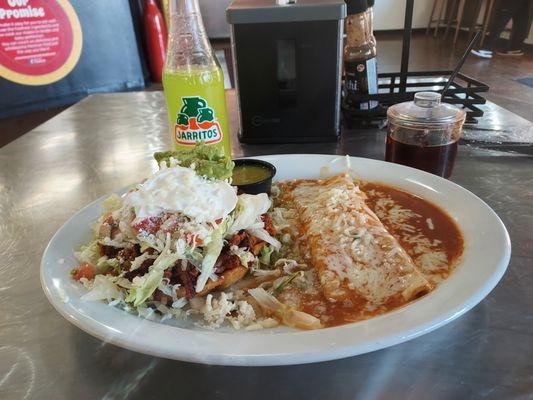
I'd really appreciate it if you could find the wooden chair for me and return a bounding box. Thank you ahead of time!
[442,0,495,45]
[479,0,496,47]
[442,0,466,44]
[426,0,449,37]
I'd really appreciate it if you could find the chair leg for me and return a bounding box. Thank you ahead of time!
[467,0,483,42]
[480,0,495,47]
[427,0,439,34]
[437,0,449,37]
[444,0,458,39]
[434,0,445,37]
[453,0,466,44]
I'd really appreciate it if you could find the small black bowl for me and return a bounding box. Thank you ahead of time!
[232,159,276,195]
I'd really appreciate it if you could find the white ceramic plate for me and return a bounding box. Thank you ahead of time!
[41,155,511,366]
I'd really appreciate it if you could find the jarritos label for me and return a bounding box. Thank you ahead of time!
[174,96,223,146]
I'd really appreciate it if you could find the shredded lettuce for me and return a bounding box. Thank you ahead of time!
[96,258,120,274]
[75,240,100,266]
[195,222,226,292]
[248,287,322,330]
[228,193,271,235]
[230,245,255,267]
[125,253,180,307]
[259,245,274,266]
[273,271,303,296]
[102,194,123,212]
[247,228,281,251]
[129,253,156,272]
[82,275,123,301]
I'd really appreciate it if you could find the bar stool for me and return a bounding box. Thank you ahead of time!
[443,0,495,45]
[479,0,495,47]
[426,0,449,37]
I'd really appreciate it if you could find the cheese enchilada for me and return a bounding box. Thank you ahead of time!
[277,173,433,312]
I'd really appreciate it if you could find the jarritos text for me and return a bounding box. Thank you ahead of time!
[174,96,223,145]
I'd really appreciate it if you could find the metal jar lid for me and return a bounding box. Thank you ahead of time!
[387,92,466,129]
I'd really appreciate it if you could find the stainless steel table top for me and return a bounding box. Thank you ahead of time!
[1,91,532,400]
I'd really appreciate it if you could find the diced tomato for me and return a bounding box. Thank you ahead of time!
[184,232,203,246]
[132,215,163,235]
[208,218,224,229]
[72,263,95,281]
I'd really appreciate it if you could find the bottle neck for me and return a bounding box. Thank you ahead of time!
[344,9,376,61]
[165,0,217,71]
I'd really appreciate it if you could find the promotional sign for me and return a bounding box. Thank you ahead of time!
[0,0,82,85]
[0,0,145,119]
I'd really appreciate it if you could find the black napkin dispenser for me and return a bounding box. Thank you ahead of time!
[227,0,346,143]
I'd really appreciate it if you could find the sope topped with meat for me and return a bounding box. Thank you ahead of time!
[72,144,287,329]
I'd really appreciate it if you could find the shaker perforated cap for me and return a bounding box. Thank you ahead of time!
[387,92,466,128]
[346,0,367,14]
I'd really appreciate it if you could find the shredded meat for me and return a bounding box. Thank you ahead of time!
[153,289,173,305]
[215,249,242,274]
[123,243,253,300]
[243,234,260,253]
[227,230,260,252]
[178,268,196,299]
[228,231,247,247]
[124,257,155,280]
[118,244,141,270]
[261,213,276,236]
[163,268,173,280]
[99,244,121,259]
[251,242,265,255]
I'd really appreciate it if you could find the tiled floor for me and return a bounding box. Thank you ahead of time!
[1,31,531,148]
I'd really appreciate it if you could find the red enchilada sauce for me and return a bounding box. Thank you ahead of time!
[361,182,463,281]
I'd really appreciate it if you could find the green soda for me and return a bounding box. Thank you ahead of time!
[163,0,231,157]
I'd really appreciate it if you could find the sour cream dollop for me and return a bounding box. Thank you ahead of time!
[124,166,238,223]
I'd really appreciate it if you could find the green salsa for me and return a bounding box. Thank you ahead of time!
[232,164,271,185]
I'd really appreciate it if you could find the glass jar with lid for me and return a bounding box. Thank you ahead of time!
[385,92,466,178]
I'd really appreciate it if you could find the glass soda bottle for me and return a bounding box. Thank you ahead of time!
[163,0,231,157]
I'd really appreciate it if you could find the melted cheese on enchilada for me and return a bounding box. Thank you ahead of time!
[276,173,432,311]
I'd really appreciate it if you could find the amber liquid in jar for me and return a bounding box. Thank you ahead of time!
[385,118,463,179]
[385,136,458,178]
